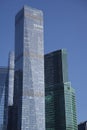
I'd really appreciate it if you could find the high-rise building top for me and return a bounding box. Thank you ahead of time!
[15,5,43,61]
[45,49,68,85]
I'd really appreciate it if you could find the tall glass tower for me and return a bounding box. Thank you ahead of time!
[45,49,78,130]
[7,52,14,130]
[13,6,45,130]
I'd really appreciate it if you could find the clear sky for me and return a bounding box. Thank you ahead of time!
[0,0,87,124]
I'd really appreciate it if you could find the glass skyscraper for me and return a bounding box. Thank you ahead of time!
[45,49,77,130]
[0,67,8,130]
[8,52,14,107]
[3,52,14,130]
[13,5,45,130]
[7,52,14,130]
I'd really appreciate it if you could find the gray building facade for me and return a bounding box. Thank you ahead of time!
[13,6,45,130]
[45,49,78,130]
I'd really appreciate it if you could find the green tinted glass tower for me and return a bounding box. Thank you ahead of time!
[45,49,77,130]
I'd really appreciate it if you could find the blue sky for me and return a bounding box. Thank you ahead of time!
[0,0,87,123]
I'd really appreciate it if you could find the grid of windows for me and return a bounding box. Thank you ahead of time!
[64,82,77,130]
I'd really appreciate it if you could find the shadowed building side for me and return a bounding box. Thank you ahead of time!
[0,67,8,130]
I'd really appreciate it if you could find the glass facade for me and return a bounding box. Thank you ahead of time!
[0,67,8,130]
[13,6,45,130]
[45,49,78,130]
[3,52,14,130]
[64,82,77,130]
[8,52,14,106]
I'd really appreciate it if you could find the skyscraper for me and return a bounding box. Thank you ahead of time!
[45,49,77,130]
[7,52,14,130]
[0,67,8,130]
[3,52,14,130]
[8,52,14,107]
[13,5,45,130]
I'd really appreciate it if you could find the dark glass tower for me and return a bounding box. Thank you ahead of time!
[45,49,77,130]
[78,121,87,130]
[0,67,8,130]
[13,5,45,130]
